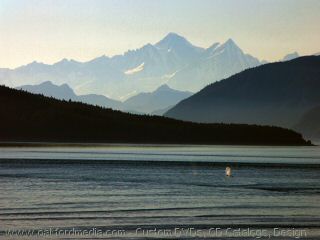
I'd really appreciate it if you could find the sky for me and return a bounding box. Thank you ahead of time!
[0,0,320,68]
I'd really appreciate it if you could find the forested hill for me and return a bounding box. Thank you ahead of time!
[0,85,310,146]
[165,56,320,128]
[294,105,320,141]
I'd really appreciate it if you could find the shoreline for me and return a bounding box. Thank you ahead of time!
[0,141,315,148]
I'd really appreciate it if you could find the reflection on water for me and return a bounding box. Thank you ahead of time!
[0,145,320,239]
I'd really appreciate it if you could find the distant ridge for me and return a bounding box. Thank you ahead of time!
[16,81,122,110]
[17,81,77,100]
[16,81,191,114]
[123,84,192,114]
[282,52,300,61]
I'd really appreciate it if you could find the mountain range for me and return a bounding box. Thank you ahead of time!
[0,33,263,100]
[165,56,320,132]
[17,81,191,114]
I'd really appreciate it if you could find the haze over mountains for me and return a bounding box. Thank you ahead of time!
[165,56,320,132]
[0,33,263,100]
[123,84,192,114]
[17,81,191,114]
[17,81,122,110]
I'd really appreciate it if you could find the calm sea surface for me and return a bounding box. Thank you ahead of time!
[0,145,320,239]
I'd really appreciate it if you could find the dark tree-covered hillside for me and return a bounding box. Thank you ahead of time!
[294,105,320,140]
[0,85,309,145]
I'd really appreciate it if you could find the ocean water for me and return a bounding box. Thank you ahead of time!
[0,145,320,239]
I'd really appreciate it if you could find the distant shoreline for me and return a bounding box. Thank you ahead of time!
[0,141,315,148]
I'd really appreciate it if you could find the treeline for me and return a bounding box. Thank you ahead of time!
[0,85,310,145]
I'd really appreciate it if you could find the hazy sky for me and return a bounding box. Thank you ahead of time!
[1,0,320,68]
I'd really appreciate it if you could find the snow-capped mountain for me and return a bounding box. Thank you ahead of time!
[167,39,261,92]
[154,32,204,66]
[1,33,262,99]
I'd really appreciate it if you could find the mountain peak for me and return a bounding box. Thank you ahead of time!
[54,58,80,66]
[225,38,235,44]
[39,81,73,92]
[162,32,186,41]
[204,38,243,58]
[16,80,77,102]
[39,81,55,86]
[213,38,243,54]
[60,83,72,89]
[95,54,109,60]
[25,61,46,67]
[57,58,69,64]
[155,84,173,92]
[155,32,195,50]
[223,38,240,49]
[87,54,110,64]
[142,43,154,49]
[282,52,300,61]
